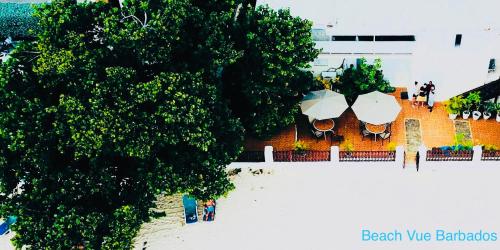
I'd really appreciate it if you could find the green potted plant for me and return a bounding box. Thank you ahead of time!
[386,142,397,157]
[466,91,482,120]
[444,96,464,120]
[482,144,498,158]
[483,144,498,151]
[482,101,496,120]
[387,142,397,151]
[462,98,472,119]
[452,133,473,151]
[293,140,309,156]
[340,139,355,157]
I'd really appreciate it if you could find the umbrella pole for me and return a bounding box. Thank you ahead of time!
[294,124,298,142]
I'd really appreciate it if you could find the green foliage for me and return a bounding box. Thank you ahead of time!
[341,139,355,152]
[462,98,473,111]
[223,5,320,138]
[293,140,309,152]
[387,142,397,151]
[483,144,498,151]
[444,96,465,114]
[453,133,473,150]
[0,3,39,40]
[466,91,481,110]
[0,0,244,248]
[338,58,395,104]
[101,206,142,250]
[482,101,496,113]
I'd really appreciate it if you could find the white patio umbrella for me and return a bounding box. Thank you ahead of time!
[351,91,402,125]
[300,89,349,120]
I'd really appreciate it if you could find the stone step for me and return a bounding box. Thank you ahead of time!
[405,152,417,163]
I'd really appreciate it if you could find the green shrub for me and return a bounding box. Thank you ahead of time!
[338,58,395,104]
[0,3,39,40]
[482,101,496,114]
[483,144,498,151]
[293,140,310,152]
[444,95,465,114]
[341,139,355,152]
[453,133,473,150]
[466,91,481,110]
[387,142,397,151]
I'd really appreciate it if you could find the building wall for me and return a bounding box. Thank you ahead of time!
[258,0,500,101]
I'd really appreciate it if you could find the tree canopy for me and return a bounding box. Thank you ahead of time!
[337,58,395,104]
[0,0,318,248]
[223,5,320,138]
[0,0,243,248]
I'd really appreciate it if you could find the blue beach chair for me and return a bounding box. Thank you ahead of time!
[0,216,17,235]
[182,195,198,224]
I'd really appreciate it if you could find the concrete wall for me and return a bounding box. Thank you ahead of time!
[258,0,500,100]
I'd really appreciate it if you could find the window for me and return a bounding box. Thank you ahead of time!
[311,29,329,41]
[488,58,496,73]
[375,35,415,41]
[358,36,374,41]
[455,34,462,47]
[313,58,328,66]
[332,36,356,41]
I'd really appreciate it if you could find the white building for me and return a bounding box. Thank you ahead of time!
[257,0,500,101]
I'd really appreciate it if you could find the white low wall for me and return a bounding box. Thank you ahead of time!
[228,146,405,168]
[229,145,498,169]
[228,161,403,169]
[417,145,499,169]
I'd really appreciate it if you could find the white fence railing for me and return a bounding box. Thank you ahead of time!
[229,145,499,169]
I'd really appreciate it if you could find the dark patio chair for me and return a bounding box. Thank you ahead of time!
[311,129,324,141]
[361,129,371,141]
[359,122,372,141]
[379,123,392,144]
[358,121,365,134]
[379,132,391,144]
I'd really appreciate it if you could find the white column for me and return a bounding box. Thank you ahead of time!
[330,146,340,163]
[418,145,427,169]
[395,146,405,168]
[264,146,274,163]
[472,145,482,163]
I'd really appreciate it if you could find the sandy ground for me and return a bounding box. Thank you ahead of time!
[3,165,500,249]
[136,165,500,250]
[0,230,14,250]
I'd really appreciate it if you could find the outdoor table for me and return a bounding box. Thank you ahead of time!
[365,123,386,141]
[313,119,335,140]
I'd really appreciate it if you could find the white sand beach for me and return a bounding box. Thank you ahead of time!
[135,165,500,250]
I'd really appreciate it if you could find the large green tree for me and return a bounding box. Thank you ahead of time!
[338,58,395,104]
[0,0,242,248]
[223,5,320,138]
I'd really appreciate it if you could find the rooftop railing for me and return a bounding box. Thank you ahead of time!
[481,150,500,161]
[426,148,473,161]
[273,150,330,162]
[339,151,396,162]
